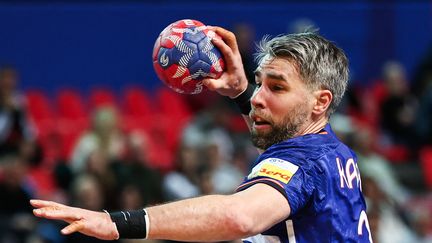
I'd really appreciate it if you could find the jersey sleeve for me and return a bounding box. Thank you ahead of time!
[236,157,320,215]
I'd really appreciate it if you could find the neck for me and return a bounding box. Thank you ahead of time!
[298,115,328,136]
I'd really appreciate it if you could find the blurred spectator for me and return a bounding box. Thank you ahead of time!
[119,184,144,210]
[0,66,34,157]
[362,177,419,243]
[70,106,125,173]
[196,164,214,195]
[51,159,74,203]
[0,153,33,214]
[413,42,432,97]
[231,145,254,178]
[67,174,115,243]
[379,61,418,149]
[412,42,432,146]
[352,124,410,204]
[0,153,36,242]
[112,130,163,207]
[182,98,235,162]
[71,174,104,211]
[163,145,201,200]
[415,76,432,145]
[85,149,119,210]
[26,141,60,201]
[203,139,244,194]
[180,97,246,195]
[329,112,355,148]
[408,198,432,242]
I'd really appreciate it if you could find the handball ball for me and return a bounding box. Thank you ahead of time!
[152,19,225,94]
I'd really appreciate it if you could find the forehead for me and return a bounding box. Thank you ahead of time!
[255,55,301,80]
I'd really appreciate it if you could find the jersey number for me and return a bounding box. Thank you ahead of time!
[358,210,373,242]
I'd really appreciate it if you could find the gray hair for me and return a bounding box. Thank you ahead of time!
[255,32,349,116]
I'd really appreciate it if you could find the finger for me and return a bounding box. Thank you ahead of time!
[30,199,63,208]
[61,220,85,235]
[211,38,236,70]
[33,206,81,221]
[209,26,239,54]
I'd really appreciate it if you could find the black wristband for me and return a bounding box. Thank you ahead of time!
[109,209,149,239]
[233,83,255,115]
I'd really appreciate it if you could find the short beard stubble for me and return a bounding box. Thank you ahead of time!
[251,107,308,150]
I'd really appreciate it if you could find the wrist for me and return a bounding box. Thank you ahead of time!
[229,79,249,99]
[107,209,149,239]
[103,210,120,240]
[232,82,255,115]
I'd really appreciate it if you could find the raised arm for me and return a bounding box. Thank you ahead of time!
[31,183,290,241]
[202,26,255,130]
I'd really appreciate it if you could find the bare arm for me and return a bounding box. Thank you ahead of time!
[31,183,290,241]
[147,183,290,241]
[202,26,254,127]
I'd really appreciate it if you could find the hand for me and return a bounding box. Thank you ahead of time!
[203,26,249,98]
[31,199,119,240]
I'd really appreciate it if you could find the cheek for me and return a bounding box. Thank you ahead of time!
[267,98,296,123]
[271,95,311,123]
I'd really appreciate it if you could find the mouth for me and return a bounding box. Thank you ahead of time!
[251,114,272,130]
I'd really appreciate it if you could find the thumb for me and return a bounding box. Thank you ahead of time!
[202,78,219,91]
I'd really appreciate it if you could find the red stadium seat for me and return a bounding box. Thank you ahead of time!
[25,90,56,137]
[145,120,175,172]
[156,88,192,122]
[155,88,192,153]
[123,87,152,117]
[56,89,88,120]
[26,90,55,121]
[89,88,117,109]
[56,89,90,160]
[121,87,153,132]
[26,90,61,165]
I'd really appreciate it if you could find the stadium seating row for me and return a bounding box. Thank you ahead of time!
[25,87,193,170]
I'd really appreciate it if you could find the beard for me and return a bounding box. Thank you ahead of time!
[251,106,308,150]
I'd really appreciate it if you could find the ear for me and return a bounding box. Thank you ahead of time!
[312,89,332,115]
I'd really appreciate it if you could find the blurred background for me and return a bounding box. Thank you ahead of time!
[0,0,431,243]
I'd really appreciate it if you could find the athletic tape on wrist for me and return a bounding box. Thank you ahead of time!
[233,83,255,115]
[108,209,149,239]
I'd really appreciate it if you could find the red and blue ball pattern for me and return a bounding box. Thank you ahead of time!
[153,19,225,94]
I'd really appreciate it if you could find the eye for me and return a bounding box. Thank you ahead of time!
[271,85,285,91]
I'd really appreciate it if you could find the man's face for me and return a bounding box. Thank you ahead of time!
[250,56,315,150]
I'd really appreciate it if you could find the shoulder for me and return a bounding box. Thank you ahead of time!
[260,132,339,166]
[256,131,350,185]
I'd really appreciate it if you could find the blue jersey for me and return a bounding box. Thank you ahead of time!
[237,124,372,243]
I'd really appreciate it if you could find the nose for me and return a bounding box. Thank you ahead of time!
[250,86,265,109]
